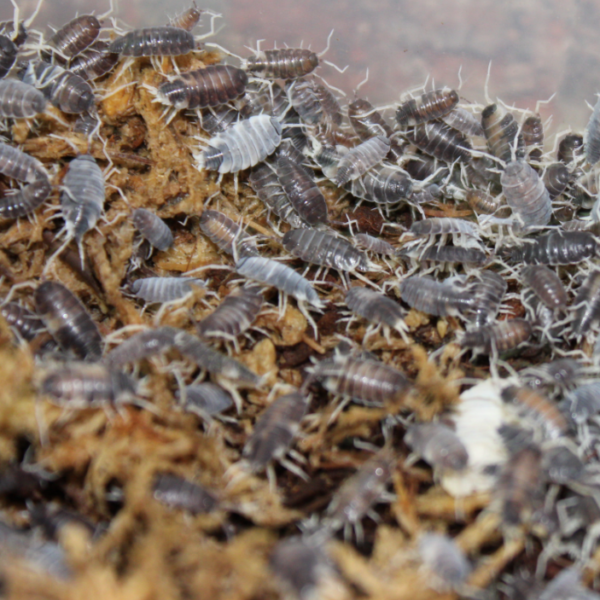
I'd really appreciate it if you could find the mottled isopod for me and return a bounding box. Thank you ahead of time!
[442,106,484,137]
[399,275,474,317]
[132,208,173,251]
[462,319,532,354]
[406,121,472,163]
[199,209,258,259]
[335,136,390,187]
[409,217,480,238]
[466,271,507,327]
[405,423,469,471]
[348,162,414,205]
[0,79,46,118]
[481,103,524,163]
[108,27,195,57]
[246,48,318,80]
[131,277,205,303]
[522,113,544,154]
[521,265,567,310]
[396,89,459,125]
[49,15,100,59]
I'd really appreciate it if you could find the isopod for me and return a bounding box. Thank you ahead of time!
[406,121,472,163]
[405,422,469,471]
[276,155,328,226]
[411,244,488,265]
[0,35,17,79]
[543,162,571,199]
[409,217,480,239]
[242,391,308,472]
[108,27,195,57]
[168,3,204,31]
[335,136,390,187]
[199,104,250,135]
[521,358,582,391]
[132,208,173,251]
[345,287,407,335]
[418,533,471,590]
[156,65,248,110]
[521,265,567,310]
[462,319,532,354]
[0,79,46,118]
[196,286,263,341]
[235,256,323,309]
[442,106,484,137]
[557,133,584,165]
[286,78,342,126]
[500,159,552,228]
[466,271,507,327]
[503,231,597,265]
[178,383,234,416]
[40,362,136,407]
[522,113,544,154]
[73,113,101,137]
[49,15,100,59]
[0,172,52,220]
[282,229,369,272]
[399,275,474,317]
[152,473,218,514]
[348,162,414,205]
[34,281,103,361]
[0,20,26,47]
[353,233,395,257]
[585,96,600,165]
[131,277,205,303]
[481,103,524,163]
[562,382,600,423]
[198,114,282,173]
[1,302,44,341]
[396,88,459,125]
[68,41,119,81]
[199,209,258,259]
[246,48,318,80]
[466,189,504,215]
[572,269,600,336]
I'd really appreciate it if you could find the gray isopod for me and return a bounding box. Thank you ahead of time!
[196,286,263,341]
[108,27,195,57]
[585,96,600,166]
[60,154,104,242]
[68,41,120,81]
[242,391,308,472]
[481,103,524,163]
[572,269,600,336]
[199,209,259,259]
[503,231,597,265]
[335,136,391,187]
[132,208,173,251]
[1,302,44,341]
[152,473,218,514]
[409,217,480,238]
[521,265,567,310]
[245,48,319,80]
[353,233,396,257]
[501,159,552,228]
[399,275,474,317]
[345,287,407,334]
[282,229,370,272]
[49,15,101,59]
[198,114,282,173]
[286,79,326,126]
[348,162,414,205]
[179,383,234,416]
[563,382,600,423]
[0,79,47,118]
[409,245,488,265]
[396,89,459,126]
[405,423,469,471]
[405,121,472,163]
[131,277,205,303]
[467,271,507,327]
[462,319,533,354]
[235,256,323,309]
[0,142,52,219]
[418,533,471,589]
[442,106,484,137]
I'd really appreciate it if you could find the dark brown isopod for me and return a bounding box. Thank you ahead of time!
[557,133,584,165]
[0,35,17,79]
[481,103,524,163]
[68,41,119,81]
[49,15,100,59]
[1,302,43,341]
[246,48,318,80]
[522,113,544,152]
[396,88,459,125]
[108,27,195,57]
[0,20,27,47]
[466,189,503,215]
[406,121,471,163]
[543,162,571,199]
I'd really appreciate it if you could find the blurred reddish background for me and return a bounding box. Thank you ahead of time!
[2,0,599,138]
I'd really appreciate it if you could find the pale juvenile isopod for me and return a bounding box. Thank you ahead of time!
[60,154,104,242]
[242,391,308,473]
[178,383,234,416]
[406,121,472,163]
[68,41,120,81]
[247,163,303,228]
[198,114,282,173]
[481,103,524,163]
[131,277,205,303]
[132,208,173,251]
[282,229,370,273]
[500,159,552,228]
[0,79,47,118]
[418,533,471,590]
[235,256,323,309]
[40,362,136,407]
[196,286,263,341]
[335,136,390,186]
[585,96,600,165]
[152,473,218,514]
[462,319,532,354]
[34,281,103,361]
[0,302,44,341]
[49,15,100,60]
[521,265,567,310]
[572,269,600,336]
[108,27,195,57]
[396,89,459,125]
[353,233,395,257]
[156,65,248,110]
[199,209,259,259]
[345,287,407,335]
[0,35,17,79]
[399,275,474,317]
[405,423,469,471]
[245,48,319,79]
[503,231,597,265]
[276,155,328,226]
[466,271,507,328]
[442,106,484,137]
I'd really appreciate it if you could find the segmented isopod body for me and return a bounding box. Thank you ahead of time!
[326,450,395,529]
[68,41,119,81]
[243,392,307,472]
[34,281,103,361]
[406,121,472,163]
[563,382,600,423]
[311,356,411,405]
[504,231,597,265]
[399,275,474,317]
[572,269,600,335]
[179,383,234,416]
[413,245,488,265]
[585,96,600,165]
[405,423,469,471]
[246,48,318,79]
[0,35,17,79]
[481,103,524,163]
[348,163,414,205]
[41,363,136,406]
[0,79,46,118]
[153,473,218,514]
[49,15,100,59]
[199,114,282,173]
[418,533,471,589]
[248,163,303,228]
[558,133,584,165]
[462,319,532,354]
[25,60,94,114]
[156,65,248,110]
[521,265,567,310]
[131,277,205,303]
[199,209,258,259]
[501,159,552,228]
[308,81,342,126]
[245,80,291,118]
[544,163,571,200]
[467,271,507,327]
[522,358,582,390]
[132,208,173,251]
[353,233,395,256]
[1,302,43,341]
[168,3,203,31]
[106,327,178,366]
[0,142,52,219]
[236,256,323,308]
[409,217,479,238]
[196,286,263,340]
[283,229,369,272]
[345,287,406,334]
[442,106,484,137]
[108,27,195,56]
[60,154,104,241]
[396,89,459,125]
[522,114,544,151]
[276,155,328,226]
[465,189,502,215]
[199,104,250,135]
[73,113,100,137]
[335,136,390,186]
[286,79,341,126]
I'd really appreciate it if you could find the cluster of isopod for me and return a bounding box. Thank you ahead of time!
[4,1,600,598]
